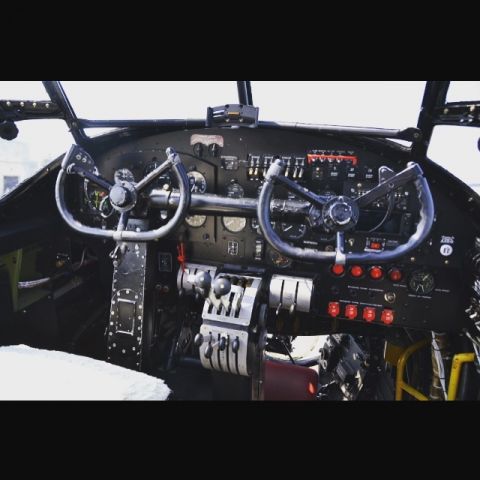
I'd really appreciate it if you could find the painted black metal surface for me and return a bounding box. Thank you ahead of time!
[106,219,150,370]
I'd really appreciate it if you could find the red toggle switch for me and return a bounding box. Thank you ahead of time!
[363,307,376,323]
[328,302,341,318]
[381,309,395,325]
[331,264,345,276]
[345,304,358,320]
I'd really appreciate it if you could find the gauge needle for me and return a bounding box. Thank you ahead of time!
[283,226,292,232]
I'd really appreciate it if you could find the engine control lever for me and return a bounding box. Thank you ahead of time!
[213,276,232,299]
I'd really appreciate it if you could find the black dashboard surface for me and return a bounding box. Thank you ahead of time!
[76,127,479,333]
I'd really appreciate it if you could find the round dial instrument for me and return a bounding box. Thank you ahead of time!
[222,216,247,233]
[408,270,435,295]
[227,181,244,198]
[143,160,172,189]
[280,222,307,240]
[187,171,207,193]
[114,168,135,184]
[84,180,113,217]
[185,215,207,228]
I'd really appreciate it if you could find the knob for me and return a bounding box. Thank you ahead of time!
[232,337,240,353]
[194,333,204,347]
[208,143,220,157]
[193,143,204,158]
[204,343,213,359]
[109,185,130,208]
[213,277,232,298]
[219,336,227,351]
[194,271,212,293]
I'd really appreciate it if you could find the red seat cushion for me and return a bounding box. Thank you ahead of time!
[264,360,318,401]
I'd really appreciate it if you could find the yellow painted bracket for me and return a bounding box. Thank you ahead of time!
[447,353,475,401]
[395,339,430,401]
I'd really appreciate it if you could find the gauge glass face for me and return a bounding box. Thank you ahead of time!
[408,270,435,295]
[252,219,276,234]
[84,179,110,214]
[270,250,293,268]
[222,216,247,233]
[187,171,207,193]
[185,215,207,228]
[143,161,172,189]
[280,223,307,240]
[227,182,244,198]
[114,168,135,183]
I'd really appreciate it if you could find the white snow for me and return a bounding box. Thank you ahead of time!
[0,345,171,400]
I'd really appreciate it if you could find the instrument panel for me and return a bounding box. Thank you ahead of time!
[76,127,476,333]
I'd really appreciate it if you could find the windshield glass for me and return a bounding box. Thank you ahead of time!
[61,81,427,130]
[252,81,426,129]
[61,81,239,120]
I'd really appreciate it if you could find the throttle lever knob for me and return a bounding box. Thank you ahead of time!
[194,271,212,293]
[213,277,232,298]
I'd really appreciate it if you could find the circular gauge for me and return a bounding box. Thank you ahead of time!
[408,270,436,295]
[99,195,114,218]
[252,219,277,234]
[84,179,109,214]
[270,250,293,269]
[187,171,207,193]
[143,160,172,189]
[222,216,247,233]
[185,215,207,228]
[227,181,244,198]
[114,168,135,184]
[281,223,307,240]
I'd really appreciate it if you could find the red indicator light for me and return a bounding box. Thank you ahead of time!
[363,307,376,323]
[350,265,364,278]
[345,304,358,320]
[369,266,384,280]
[369,241,382,250]
[381,309,395,325]
[328,302,341,318]
[388,268,403,282]
[331,264,345,276]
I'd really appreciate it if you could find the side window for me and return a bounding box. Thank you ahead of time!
[427,125,480,194]
[3,175,19,193]
[446,81,480,102]
[0,119,72,199]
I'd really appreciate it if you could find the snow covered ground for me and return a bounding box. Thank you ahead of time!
[0,345,171,400]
